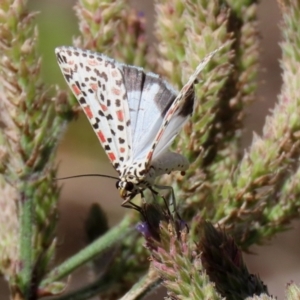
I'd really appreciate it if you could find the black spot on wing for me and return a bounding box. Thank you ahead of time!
[122,65,146,100]
[178,86,195,117]
[142,74,177,118]
[119,63,178,121]
[79,97,86,104]
[154,85,176,118]
[150,77,179,117]
[56,52,64,64]
[64,74,72,82]
[123,65,178,118]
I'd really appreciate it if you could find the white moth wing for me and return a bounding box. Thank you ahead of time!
[119,65,177,162]
[56,45,222,177]
[147,47,222,165]
[55,46,132,173]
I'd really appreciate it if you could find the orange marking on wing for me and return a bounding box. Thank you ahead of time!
[116,110,124,122]
[156,128,164,141]
[147,150,153,161]
[68,60,75,65]
[120,147,125,153]
[71,84,81,96]
[97,130,106,143]
[62,67,70,73]
[108,152,116,161]
[111,69,119,77]
[90,83,98,91]
[100,104,107,111]
[166,107,175,119]
[112,87,121,95]
[87,59,99,66]
[182,85,189,92]
[84,106,93,119]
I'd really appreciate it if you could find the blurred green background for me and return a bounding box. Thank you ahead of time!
[1,1,300,299]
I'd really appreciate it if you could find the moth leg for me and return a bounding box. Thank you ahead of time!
[121,198,142,212]
[159,193,189,235]
[121,190,146,212]
[147,186,159,203]
[153,184,177,213]
[140,190,147,204]
[160,194,172,216]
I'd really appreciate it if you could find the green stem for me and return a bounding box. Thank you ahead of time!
[41,215,133,288]
[53,268,161,300]
[19,184,34,298]
[50,277,118,300]
[119,268,162,300]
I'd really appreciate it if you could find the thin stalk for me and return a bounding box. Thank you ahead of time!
[19,185,34,298]
[53,266,161,300]
[51,277,118,300]
[41,215,133,287]
[120,268,162,300]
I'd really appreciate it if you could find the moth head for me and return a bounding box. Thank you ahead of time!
[116,180,137,200]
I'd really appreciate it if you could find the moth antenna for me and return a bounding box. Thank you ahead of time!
[56,174,119,181]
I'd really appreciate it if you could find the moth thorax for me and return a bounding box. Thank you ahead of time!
[119,165,150,185]
[123,173,140,184]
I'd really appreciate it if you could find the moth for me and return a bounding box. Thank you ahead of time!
[55,46,219,209]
